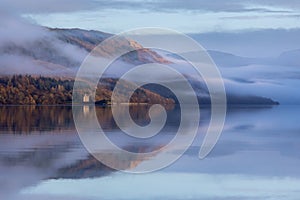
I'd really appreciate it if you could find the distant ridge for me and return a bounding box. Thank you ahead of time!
[0,25,280,105]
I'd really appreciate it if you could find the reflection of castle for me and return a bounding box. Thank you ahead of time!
[83,94,90,103]
[83,105,90,116]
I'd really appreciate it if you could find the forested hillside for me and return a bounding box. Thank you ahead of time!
[0,75,174,105]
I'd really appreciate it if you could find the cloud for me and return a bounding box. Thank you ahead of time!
[0,12,88,75]
[190,29,300,57]
[0,13,48,44]
[6,0,299,34]
[153,0,300,13]
[1,0,300,15]
[254,0,300,9]
[0,0,97,14]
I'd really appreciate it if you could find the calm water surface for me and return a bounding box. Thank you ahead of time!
[0,105,300,200]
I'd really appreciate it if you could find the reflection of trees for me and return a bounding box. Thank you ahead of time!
[0,106,74,133]
[0,104,176,134]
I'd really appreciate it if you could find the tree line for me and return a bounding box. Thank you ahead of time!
[0,75,175,105]
[0,75,73,104]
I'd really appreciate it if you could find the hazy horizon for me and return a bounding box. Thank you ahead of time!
[1,1,300,200]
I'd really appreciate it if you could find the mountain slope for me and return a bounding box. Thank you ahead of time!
[208,49,300,68]
[0,25,279,105]
[0,27,170,76]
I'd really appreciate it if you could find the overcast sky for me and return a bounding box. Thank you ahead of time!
[1,0,300,33]
[1,0,300,57]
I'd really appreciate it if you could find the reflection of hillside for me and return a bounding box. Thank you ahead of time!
[55,145,163,179]
[0,142,72,168]
[95,104,175,130]
[0,134,163,195]
[0,133,81,196]
[54,155,114,179]
[0,106,74,133]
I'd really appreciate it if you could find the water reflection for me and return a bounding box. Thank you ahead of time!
[0,105,182,199]
[0,104,176,133]
[54,144,164,179]
[0,105,300,199]
[0,106,74,133]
